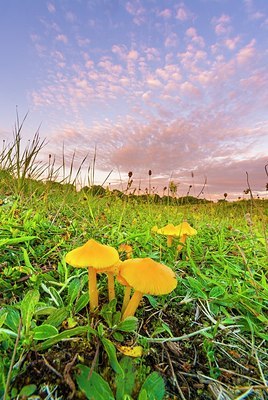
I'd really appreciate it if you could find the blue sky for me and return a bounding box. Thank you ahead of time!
[0,0,267,199]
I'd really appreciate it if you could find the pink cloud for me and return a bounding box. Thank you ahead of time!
[224,36,240,50]
[175,3,193,21]
[236,39,256,64]
[144,47,160,61]
[77,36,91,47]
[47,2,55,14]
[56,34,68,44]
[125,1,146,25]
[165,33,179,48]
[158,8,172,19]
[180,81,201,97]
[212,14,232,35]
[65,11,76,23]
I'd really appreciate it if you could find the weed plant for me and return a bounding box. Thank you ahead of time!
[0,123,267,400]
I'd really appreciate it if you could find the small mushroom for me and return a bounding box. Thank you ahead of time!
[175,221,197,251]
[118,243,133,259]
[65,239,119,312]
[152,223,179,247]
[119,258,177,320]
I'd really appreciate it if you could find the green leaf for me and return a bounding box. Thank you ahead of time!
[112,311,121,326]
[74,292,89,313]
[0,236,38,247]
[21,247,34,272]
[113,332,124,342]
[186,277,207,299]
[138,389,148,400]
[76,364,115,400]
[115,356,136,400]
[35,306,57,316]
[0,312,7,328]
[116,317,138,332]
[45,307,69,327]
[144,295,158,308]
[67,278,81,305]
[20,289,40,336]
[50,287,64,307]
[138,372,165,400]
[35,326,96,350]
[0,307,20,332]
[101,337,124,377]
[209,286,225,298]
[41,283,63,307]
[100,299,117,328]
[19,384,37,397]
[33,324,58,340]
[0,328,18,338]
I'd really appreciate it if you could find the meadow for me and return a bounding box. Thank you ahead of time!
[0,127,267,400]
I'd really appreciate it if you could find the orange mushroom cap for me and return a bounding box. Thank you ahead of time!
[65,239,119,269]
[153,223,178,236]
[119,258,177,296]
[175,222,197,237]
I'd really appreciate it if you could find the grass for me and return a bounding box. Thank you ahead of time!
[0,125,267,400]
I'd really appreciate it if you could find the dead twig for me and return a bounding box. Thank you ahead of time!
[42,355,63,378]
[64,353,78,399]
[87,340,100,381]
[164,345,188,400]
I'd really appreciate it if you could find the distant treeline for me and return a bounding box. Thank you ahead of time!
[80,185,212,205]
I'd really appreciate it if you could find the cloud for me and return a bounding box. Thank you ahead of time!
[28,2,267,199]
[224,36,240,50]
[175,3,193,21]
[56,34,68,44]
[212,14,232,35]
[185,27,205,47]
[47,2,56,14]
[157,8,172,19]
[125,0,146,25]
[47,117,267,200]
[165,33,179,48]
[236,39,256,65]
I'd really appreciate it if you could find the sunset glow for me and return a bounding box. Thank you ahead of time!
[0,0,267,199]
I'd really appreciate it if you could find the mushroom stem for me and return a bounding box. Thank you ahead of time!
[180,234,187,244]
[177,234,187,252]
[167,235,173,247]
[122,290,143,320]
[106,272,115,302]
[88,266,98,311]
[121,286,132,314]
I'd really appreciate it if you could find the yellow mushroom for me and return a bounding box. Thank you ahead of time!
[152,223,179,247]
[118,243,133,259]
[175,221,197,251]
[119,258,177,320]
[65,239,119,312]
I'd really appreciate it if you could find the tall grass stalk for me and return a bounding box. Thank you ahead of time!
[0,112,47,194]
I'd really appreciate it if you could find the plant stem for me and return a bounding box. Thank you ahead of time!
[3,318,22,400]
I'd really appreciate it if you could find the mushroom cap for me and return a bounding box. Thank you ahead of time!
[119,258,177,295]
[175,222,197,237]
[154,223,179,236]
[96,261,121,275]
[65,239,119,269]
[116,273,130,286]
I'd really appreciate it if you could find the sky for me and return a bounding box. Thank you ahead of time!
[0,0,267,200]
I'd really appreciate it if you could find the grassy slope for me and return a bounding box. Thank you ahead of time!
[0,176,267,399]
